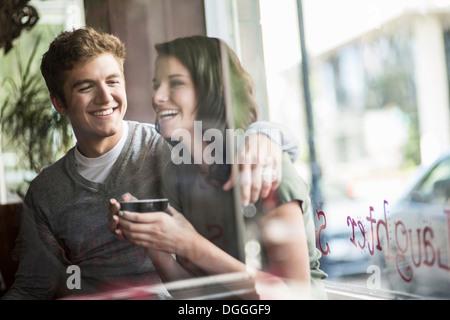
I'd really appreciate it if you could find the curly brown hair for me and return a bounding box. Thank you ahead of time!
[40,27,126,105]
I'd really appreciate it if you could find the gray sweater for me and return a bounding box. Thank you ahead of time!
[4,121,171,299]
[3,120,298,300]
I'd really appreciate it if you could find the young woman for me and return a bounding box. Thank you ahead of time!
[111,36,327,299]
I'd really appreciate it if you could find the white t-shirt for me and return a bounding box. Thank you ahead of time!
[74,121,129,183]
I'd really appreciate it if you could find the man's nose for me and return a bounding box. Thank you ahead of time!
[95,84,114,104]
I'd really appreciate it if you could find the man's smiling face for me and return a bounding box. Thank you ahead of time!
[52,53,127,157]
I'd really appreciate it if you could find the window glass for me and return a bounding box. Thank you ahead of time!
[2,0,449,301]
[410,157,450,204]
[251,0,450,299]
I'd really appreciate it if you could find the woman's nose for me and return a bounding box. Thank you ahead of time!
[153,83,169,104]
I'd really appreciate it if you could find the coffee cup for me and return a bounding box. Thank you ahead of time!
[119,198,169,213]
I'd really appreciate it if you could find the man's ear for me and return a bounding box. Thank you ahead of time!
[50,93,66,115]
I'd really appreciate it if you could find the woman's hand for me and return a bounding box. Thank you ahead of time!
[109,196,198,256]
[108,193,138,237]
[108,194,248,281]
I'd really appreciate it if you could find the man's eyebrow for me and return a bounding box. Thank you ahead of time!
[106,73,122,80]
[72,74,122,89]
[72,79,94,89]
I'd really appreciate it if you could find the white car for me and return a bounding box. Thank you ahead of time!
[379,151,450,298]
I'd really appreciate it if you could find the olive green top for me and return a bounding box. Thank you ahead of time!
[163,152,327,299]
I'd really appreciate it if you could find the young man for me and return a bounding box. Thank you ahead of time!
[3,27,299,299]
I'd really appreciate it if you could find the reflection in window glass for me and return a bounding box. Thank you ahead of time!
[2,0,450,301]
[411,157,450,204]
[249,0,450,299]
[296,0,450,299]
